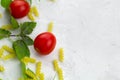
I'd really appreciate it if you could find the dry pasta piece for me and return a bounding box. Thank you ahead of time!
[32,6,39,17]
[25,69,36,79]
[0,48,4,58]
[59,48,64,62]
[0,65,5,72]
[57,68,64,80]
[38,73,45,80]
[28,12,35,21]
[1,24,12,30]
[27,6,39,21]
[21,57,36,64]
[2,53,16,60]
[2,45,15,54]
[53,59,59,71]
[36,61,42,76]
[47,22,54,32]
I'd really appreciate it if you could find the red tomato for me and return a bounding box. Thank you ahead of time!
[9,0,30,18]
[34,32,56,55]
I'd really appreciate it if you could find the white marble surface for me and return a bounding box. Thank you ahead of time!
[1,0,120,80]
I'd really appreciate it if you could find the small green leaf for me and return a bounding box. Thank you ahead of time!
[21,62,27,79]
[13,40,30,60]
[22,35,33,46]
[0,29,11,39]
[21,22,36,35]
[21,62,33,79]
[10,16,19,29]
[1,0,12,9]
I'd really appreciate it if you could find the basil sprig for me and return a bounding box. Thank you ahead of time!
[1,0,12,9]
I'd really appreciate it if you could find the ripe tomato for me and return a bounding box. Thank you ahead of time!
[9,0,30,18]
[34,32,56,55]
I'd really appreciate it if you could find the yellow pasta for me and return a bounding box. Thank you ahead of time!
[2,45,15,54]
[53,59,59,71]
[0,65,5,72]
[32,6,39,17]
[21,57,36,64]
[59,48,64,62]
[36,61,42,76]
[47,22,54,32]
[28,12,35,21]
[27,6,39,21]
[38,73,45,80]
[53,59,64,80]
[1,24,12,30]
[2,53,16,60]
[57,68,64,80]
[25,69,36,79]
[0,48,4,58]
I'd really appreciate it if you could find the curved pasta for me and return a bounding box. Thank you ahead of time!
[47,22,54,32]
[28,12,35,21]
[59,48,64,62]
[2,53,16,60]
[32,6,39,17]
[0,65,5,72]
[57,68,64,80]
[2,45,15,54]
[21,57,36,64]
[38,73,45,80]
[25,69,36,79]
[36,61,42,76]
[53,59,59,71]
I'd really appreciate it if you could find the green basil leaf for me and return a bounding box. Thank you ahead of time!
[10,16,19,29]
[0,29,11,39]
[1,0,12,9]
[21,62,27,79]
[13,40,30,60]
[22,35,33,46]
[21,22,36,35]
